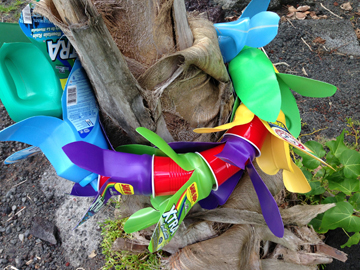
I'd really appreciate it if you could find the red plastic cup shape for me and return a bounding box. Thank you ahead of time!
[225,116,267,157]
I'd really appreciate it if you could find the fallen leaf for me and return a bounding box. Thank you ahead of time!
[313,37,326,44]
[296,11,308,20]
[310,11,319,19]
[297,5,311,12]
[334,2,339,6]
[225,16,239,22]
[340,2,353,11]
[355,29,360,39]
[318,15,328,19]
[88,250,97,259]
[288,5,298,13]
[280,16,288,22]
[286,11,296,18]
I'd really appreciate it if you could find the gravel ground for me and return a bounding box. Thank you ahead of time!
[0,0,360,269]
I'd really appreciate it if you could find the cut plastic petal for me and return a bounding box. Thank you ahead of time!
[229,48,281,122]
[247,160,284,238]
[278,77,301,138]
[216,19,250,62]
[193,104,254,133]
[261,112,334,170]
[256,133,279,175]
[148,168,214,252]
[136,127,194,171]
[246,11,280,48]
[283,162,311,193]
[276,73,337,97]
[124,207,161,233]
[240,0,271,19]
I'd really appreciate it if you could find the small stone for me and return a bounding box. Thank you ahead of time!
[30,217,58,245]
[10,239,17,244]
[19,234,25,242]
[0,258,8,264]
[0,206,11,214]
[24,229,30,238]
[22,198,27,203]
[65,262,70,267]
[15,257,24,268]
[6,226,12,234]
[350,55,354,59]
[5,188,14,198]
[12,205,17,211]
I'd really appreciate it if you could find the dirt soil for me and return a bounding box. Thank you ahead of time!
[0,0,360,270]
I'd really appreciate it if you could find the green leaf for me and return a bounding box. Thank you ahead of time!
[294,141,325,170]
[294,146,320,170]
[326,130,348,158]
[326,151,340,167]
[309,213,328,234]
[305,141,326,158]
[322,193,345,204]
[328,178,360,195]
[322,197,337,204]
[335,192,347,202]
[341,232,360,248]
[349,193,360,211]
[301,167,313,181]
[305,181,325,196]
[339,149,360,179]
[321,201,360,232]
[294,158,303,168]
[315,167,326,178]
[325,168,345,183]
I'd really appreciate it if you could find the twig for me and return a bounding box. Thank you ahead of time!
[273,62,290,67]
[13,179,28,189]
[14,207,26,216]
[4,266,19,270]
[301,37,313,52]
[299,127,328,138]
[330,42,350,54]
[286,18,296,28]
[320,3,343,19]
[27,195,33,203]
[6,207,26,222]
[302,67,308,76]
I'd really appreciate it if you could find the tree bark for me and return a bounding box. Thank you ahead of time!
[35,0,233,146]
[36,0,155,144]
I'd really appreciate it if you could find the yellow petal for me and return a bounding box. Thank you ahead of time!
[270,135,294,173]
[283,163,311,193]
[260,111,334,170]
[257,132,294,175]
[256,133,279,175]
[193,104,254,133]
